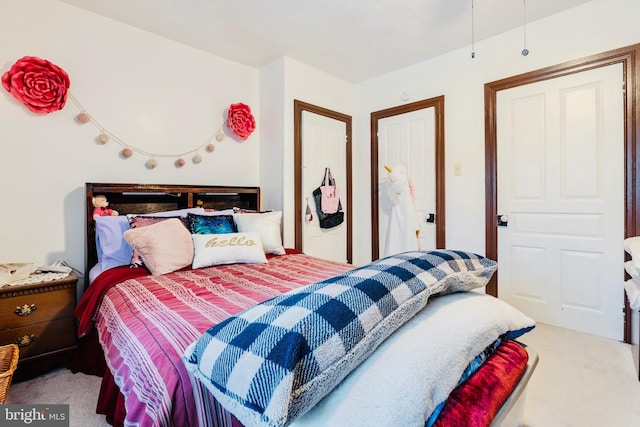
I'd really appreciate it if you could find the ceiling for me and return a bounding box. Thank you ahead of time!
[59,0,593,83]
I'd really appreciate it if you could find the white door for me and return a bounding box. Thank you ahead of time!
[497,64,624,340]
[378,108,436,255]
[301,111,347,263]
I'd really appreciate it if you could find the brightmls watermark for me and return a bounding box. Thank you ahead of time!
[1,404,69,426]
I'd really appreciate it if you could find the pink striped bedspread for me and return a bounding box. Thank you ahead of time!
[79,252,354,427]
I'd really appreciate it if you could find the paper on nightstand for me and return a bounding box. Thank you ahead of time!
[0,263,37,285]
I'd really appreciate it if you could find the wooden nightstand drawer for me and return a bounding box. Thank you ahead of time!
[0,317,77,360]
[0,286,75,330]
[0,274,78,380]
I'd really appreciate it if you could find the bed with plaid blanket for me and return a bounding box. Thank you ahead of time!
[76,250,355,427]
[184,250,498,427]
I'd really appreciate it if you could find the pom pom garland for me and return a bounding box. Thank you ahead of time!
[76,112,91,123]
[3,57,256,170]
[66,92,250,170]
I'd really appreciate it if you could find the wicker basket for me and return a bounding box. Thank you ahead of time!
[0,344,19,404]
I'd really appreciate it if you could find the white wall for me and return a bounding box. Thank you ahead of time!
[259,58,286,215]
[260,57,353,249]
[0,0,260,273]
[352,0,640,342]
[353,0,640,261]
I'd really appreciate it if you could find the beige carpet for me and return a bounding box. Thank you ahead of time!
[6,323,640,426]
[518,323,640,426]
[6,364,108,426]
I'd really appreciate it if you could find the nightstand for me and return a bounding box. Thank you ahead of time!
[0,273,78,381]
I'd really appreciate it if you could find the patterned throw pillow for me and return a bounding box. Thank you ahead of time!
[187,213,237,235]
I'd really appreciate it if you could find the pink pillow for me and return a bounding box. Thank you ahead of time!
[123,218,194,275]
[127,216,189,266]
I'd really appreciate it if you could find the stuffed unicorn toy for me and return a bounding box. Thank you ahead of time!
[382,164,421,256]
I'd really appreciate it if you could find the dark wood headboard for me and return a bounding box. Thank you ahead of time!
[85,183,260,285]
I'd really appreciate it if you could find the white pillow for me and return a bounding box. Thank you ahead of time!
[624,261,639,280]
[192,232,267,269]
[624,237,640,269]
[234,211,285,255]
[625,279,640,310]
[623,261,640,310]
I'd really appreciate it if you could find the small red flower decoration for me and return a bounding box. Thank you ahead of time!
[2,56,70,114]
[226,103,256,141]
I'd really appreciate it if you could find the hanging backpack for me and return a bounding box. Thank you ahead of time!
[319,168,340,214]
[312,168,344,229]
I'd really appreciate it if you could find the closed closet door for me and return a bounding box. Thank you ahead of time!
[497,63,624,340]
[301,110,348,263]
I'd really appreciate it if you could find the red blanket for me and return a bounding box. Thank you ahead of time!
[76,266,150,337]
[433,339,529,427]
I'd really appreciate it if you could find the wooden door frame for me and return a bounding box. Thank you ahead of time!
[485,44,640,343]
[294,99,353,263]
[370,96,446,260]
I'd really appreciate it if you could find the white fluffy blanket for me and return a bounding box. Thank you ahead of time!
[290,291,535,427]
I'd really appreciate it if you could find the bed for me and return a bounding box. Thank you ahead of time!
[73,182,538,427]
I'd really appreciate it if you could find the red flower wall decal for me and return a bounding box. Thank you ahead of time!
[2,56,70,114]
[227,102,256,141]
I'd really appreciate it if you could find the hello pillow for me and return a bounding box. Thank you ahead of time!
[192,232,267,269]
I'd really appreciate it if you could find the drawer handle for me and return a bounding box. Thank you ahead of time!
[15,303,37,316]
[16,334,37,347]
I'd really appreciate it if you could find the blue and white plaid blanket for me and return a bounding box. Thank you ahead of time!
[184,250,497,427]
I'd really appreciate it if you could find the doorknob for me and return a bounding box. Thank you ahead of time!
[497,214,509,227]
